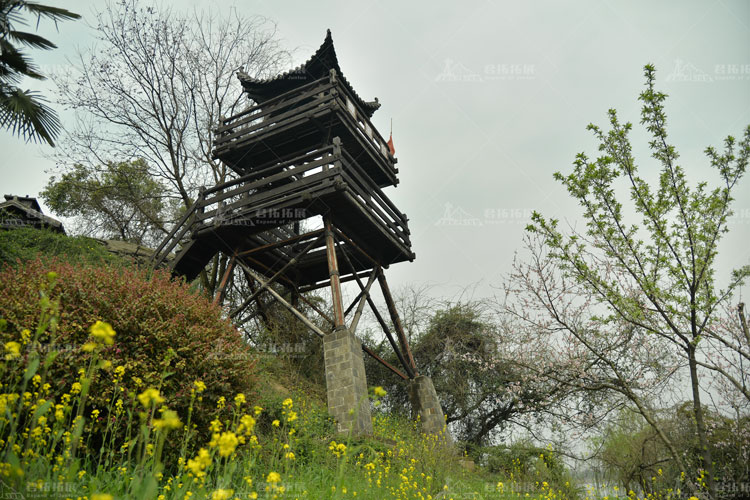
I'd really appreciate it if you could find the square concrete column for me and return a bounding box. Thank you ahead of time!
[409,375,451,440]
[323,327,373,435]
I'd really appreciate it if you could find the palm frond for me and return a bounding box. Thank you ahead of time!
[7,29,56,49]
[0,0,79,146]
[22,2,80,23]
[0,85,60,145]
[0,39,44,79]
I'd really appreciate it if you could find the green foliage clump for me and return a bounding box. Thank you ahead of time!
[0,228,120,266]
[41,159,171,245]
[471,441,578,498]
[597,405,750,496]
[0,258,257,452]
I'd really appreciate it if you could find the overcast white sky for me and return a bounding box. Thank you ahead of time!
[2,0,749,302]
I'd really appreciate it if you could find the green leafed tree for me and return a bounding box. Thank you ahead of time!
[41,159,172,245]
[527,64,750,500]
[0,0,79,145]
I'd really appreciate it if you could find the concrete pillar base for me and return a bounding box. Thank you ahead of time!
[409,375,451,441]
[323,327,373,435]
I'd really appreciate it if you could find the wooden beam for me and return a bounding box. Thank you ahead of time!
[237,261,327,338]
[229,234,324,318]
[349,267,378,335]
[237,228,324,258]
[239,254,335,327]
[333,227,380,268]
[297,270,373,294]
[324,216,345,328]
[378,270,418,375]
[362,344,408,381]
[213,253,236,305]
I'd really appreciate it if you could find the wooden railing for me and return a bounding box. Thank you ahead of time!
[337,144,410,248]
[152,139,410,270]
[213,70,395,174]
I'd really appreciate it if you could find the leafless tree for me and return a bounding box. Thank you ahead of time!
[50,0,290,291]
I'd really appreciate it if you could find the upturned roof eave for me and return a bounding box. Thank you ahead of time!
[237,29,381,117]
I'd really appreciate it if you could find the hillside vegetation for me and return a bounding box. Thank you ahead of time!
[0,230,721,500]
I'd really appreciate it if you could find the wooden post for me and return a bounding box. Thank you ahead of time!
[334,235,415,378]
[378,270,418,375]
[324,216,345,328]
[213,253,236,305]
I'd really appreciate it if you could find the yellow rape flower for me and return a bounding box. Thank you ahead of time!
[81,342,98,352]
[153,409,182,431]
[137,388,165,408]
[211,489,233,500]
[209,419,222,432]
[210,431,239,457]
[373,386,387,397]
[4,341,21,360]
[186,448,211,477]
[329,440,347,457]
[239,414,256,435]
[266,471,281,483]
[194,380,206,393]
[90,321,116,345]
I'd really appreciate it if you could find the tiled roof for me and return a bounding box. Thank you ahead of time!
[237,30,381,117]
[0,195,65,233]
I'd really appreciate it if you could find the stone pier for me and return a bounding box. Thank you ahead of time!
[409,375,450,439]
[323,327,373,434]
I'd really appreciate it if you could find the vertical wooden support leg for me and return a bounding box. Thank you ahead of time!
[378,270,418,375]
[213,253,236,305]
[324,216,345,328]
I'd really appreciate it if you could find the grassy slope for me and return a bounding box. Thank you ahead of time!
[0,229,582,499]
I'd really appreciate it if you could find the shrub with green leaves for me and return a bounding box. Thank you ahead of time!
[0,258,257,455]
[0,228,121,266]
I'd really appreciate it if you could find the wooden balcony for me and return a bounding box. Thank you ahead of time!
[153,141,413,286]
[213,71,398,188]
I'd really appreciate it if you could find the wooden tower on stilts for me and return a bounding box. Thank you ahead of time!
[152,30,448,437]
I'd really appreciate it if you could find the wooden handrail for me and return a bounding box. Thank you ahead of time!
[214,87,336,147]
[216,77,330,129]
[204,146,335,197]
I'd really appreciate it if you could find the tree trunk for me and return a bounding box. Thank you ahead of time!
[688,343,716,499]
